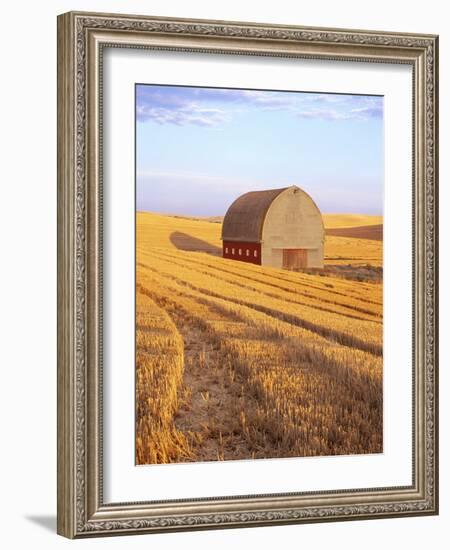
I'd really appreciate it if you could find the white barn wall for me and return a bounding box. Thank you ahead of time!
[261,187,325,268]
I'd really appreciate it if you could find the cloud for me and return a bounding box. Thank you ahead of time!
[296,98,384,121]
[136,170,382,216]
[136,84,383,126]
[235,90,296,110]
[349,104,384,119]
[136,86,242,126]
[296,108,352,121]
[137,103,228,127]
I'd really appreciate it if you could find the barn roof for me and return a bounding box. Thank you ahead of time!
[221,186,292,242]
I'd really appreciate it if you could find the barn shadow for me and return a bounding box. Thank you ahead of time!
[170,232,221,255]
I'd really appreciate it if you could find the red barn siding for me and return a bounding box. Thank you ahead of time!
[222,241,261,265]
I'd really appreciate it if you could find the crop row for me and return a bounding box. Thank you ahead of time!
[135,291,192,465]
[138,252,383,355]
[144,248,382,321]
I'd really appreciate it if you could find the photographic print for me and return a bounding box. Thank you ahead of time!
[135,84,384,465]
[58,13,438,537]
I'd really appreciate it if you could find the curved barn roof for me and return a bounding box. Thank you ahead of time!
[222,186,291,242]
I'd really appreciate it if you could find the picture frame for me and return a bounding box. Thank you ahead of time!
[57,10,439,538]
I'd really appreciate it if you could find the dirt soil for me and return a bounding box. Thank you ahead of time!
[326,224,383,241]
[299,264,383,283]
[171,309,260,462]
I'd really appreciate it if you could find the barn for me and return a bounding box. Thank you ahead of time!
[221,185,324,269]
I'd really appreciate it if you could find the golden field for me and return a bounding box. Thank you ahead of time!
[136,212,383,464]
[322,213,382,228]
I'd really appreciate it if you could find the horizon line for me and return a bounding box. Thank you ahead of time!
[136,210,384,218]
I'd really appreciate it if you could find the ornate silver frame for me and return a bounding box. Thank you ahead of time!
[57,11,439,538]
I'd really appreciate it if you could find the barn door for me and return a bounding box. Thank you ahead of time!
[282,249,307,269]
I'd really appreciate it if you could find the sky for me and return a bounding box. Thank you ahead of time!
[136,84,384,216]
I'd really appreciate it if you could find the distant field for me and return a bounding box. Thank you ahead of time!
[136,212,383,465]
[326,224,382,241]
[322,214,382,228]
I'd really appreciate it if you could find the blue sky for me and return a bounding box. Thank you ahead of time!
[136,84,384,216]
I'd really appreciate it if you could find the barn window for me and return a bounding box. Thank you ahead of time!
[246,249,250,257]
[254,250,258,258]
[225,247,228,254]
[232,248,235,255]
[238,249,242,256]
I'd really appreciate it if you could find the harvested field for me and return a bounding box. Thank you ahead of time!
[136,212,383,464]
[322,214,382,228]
